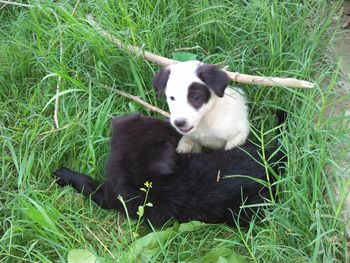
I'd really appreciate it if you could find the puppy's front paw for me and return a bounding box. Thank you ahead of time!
[224,136,246,151]
[176,138,194,153]
[192,141,202,153]
[53,167,74,186]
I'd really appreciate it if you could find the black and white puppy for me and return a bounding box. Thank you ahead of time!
[152,60,250,153]
[54,113,285,227]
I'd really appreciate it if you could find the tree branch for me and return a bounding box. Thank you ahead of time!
[109,87,170,118]
[86,14,314,89]
[0,0,33,8]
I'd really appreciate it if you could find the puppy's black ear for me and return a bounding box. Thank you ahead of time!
[152,68,170,99]
[196,64,229,97]
[147,142,177,175]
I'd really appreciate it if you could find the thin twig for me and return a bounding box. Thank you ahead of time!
[0,0,12,9]
[216,170,221,182]
[86,14,315,89]
[0,0,33,7]
[112,88,170,118]
[52,11,63,129]
[98,84,169,117]
[38,124,71,137]
[174,45,208,55]
[174,45,202,51]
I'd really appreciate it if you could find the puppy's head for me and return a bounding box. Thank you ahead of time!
[152,61,229,135]
[110,114,181,177]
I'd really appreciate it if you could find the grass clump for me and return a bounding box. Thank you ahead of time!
[1,0,349,262]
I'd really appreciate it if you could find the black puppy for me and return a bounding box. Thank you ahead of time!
[54,113,286,226]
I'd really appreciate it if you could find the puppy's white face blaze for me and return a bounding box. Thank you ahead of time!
[164,61,215,134]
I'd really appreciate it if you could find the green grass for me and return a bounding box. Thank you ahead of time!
[1,0,349,262]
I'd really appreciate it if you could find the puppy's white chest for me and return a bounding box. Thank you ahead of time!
[190,129,226,150]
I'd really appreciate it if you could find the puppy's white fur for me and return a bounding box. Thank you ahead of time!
[160,60,249,153]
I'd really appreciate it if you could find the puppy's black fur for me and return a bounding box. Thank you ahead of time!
[187,83,211,109]
[54,113,286,227]
[196,64,229,97]
[152,69,170,99]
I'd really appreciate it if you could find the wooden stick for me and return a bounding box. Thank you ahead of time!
[86,14,314,89]
[112,88,170,118]
[0,0,33,7]
[115,89,170,118]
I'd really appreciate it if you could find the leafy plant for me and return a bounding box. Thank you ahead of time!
[68,249,102,263]
[135,181,153,235]
[172,51,198,62]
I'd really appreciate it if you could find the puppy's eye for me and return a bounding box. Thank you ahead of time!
[191,94,200,101]
[170,96,175,101]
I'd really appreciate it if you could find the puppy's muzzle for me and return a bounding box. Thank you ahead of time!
[174,118,187,128]
[173,118,194,134]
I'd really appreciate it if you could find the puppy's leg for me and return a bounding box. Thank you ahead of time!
[176,136,195,153]
[224,128,250,151]
[192,141,202,153]
[225,136,246,150]
[54,167,115,209]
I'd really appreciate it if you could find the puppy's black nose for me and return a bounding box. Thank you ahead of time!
[174,119,187,128]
